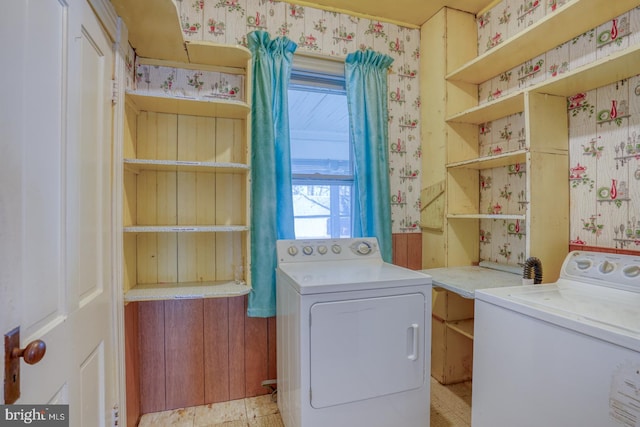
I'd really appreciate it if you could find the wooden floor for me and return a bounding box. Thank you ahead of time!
[138,378,473,426]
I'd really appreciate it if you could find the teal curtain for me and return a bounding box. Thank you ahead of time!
[247,31,297,317]
[345,50,394,263]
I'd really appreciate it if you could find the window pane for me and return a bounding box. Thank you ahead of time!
[292,184,351,239]
[288,89,351,176]
[288,66,352,240]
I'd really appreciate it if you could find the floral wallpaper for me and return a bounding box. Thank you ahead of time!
[129,0,423,234]
[478,113,528,266]
[476,1,640,259]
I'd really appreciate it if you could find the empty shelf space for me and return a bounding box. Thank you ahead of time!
[446,0,640,84]
[126,92,250,119]
[123,225,249,233]
[447,150,527,170]
[124,158,249,174]
[448,214,526,220]
[447,319,474,340]
[124,280,251,302]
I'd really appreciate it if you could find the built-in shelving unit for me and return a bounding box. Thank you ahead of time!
[446,0,640,84]
[121,43,252,302]
[447,43,640,125]
[422,0,637,281]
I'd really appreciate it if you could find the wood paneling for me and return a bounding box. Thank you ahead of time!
[138,301,165,414]
[267,317,277,380]
[131,236,425,415]
[393,233,409,267]
[228,296,246,400]
[165,299,205,409]
[407,233,423,270]
[393,233,423,270]
[204,298,230,403]
[245,311,269,397]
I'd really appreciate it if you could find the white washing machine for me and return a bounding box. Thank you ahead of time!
[276,238,432,427]
[472,251,640,427]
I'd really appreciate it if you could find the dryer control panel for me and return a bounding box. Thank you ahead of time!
[277,238,381,264]
[562,251,640,292]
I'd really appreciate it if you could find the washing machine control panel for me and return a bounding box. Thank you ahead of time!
[563,251,640,292]
[277,238,381,264]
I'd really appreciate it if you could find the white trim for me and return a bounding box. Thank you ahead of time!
[110,13,128,427]
[88,0,119,42]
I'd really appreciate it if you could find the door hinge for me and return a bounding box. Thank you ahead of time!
[111,80,118,105]
[112,403,119,426]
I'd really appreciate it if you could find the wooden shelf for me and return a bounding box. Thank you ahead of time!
[111,0,188,63]
[446,0,640,84]
[111,0,253,69]
[447,92,524,125]
[534,43,640,97]
[124,158,249,174]
[123,225,249,233]
[447,43,640,124]
[448,214,526,220]
[124,280,251,302]
[447,319,474,340]
[447,150,527,170]
[185,41,251,68]
[126,92,250,119]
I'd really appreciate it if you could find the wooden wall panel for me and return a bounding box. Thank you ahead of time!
[124,303,141,427]
[165,299,205,409]
[268,317,277,381]
[393,233,408,267]
[407,233,423,270]
[393,233,423,270]
[136,296,276,415]
[204,298,230,403]
[228,295,246,400]
[244,314,269,397]
[138,301,165,414]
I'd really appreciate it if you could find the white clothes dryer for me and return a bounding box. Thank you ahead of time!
[276,238,432,427]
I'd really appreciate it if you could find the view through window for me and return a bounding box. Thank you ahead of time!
[288,66,352,239]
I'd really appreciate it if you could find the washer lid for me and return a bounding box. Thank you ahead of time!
[476,280,640,352]
[277,259,431,294]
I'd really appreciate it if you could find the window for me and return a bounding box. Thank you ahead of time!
[288,58,352,239]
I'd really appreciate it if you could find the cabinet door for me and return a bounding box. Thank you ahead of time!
[309,293,426,408]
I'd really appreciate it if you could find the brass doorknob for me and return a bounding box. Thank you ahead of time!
[12,340,46,365]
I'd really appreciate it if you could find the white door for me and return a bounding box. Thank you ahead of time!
[1,0,116,425]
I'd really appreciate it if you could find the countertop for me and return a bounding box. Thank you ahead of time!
[421,261,523,299]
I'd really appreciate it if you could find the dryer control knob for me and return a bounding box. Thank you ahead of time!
[355,241,372,255]
[287,246,298,256]
[317,245,328,255]
[331,244,341,254]
[302,246,313,255]
[575,259,592,270]
[599,260,615,274]
[622,265,640,278]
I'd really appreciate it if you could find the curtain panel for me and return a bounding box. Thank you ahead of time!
[345,50,394,263]
[247,30,297,317]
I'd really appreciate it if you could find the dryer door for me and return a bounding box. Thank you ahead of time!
[309,292,426,408]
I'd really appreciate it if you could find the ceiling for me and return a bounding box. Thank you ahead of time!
[277,0,495,27]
